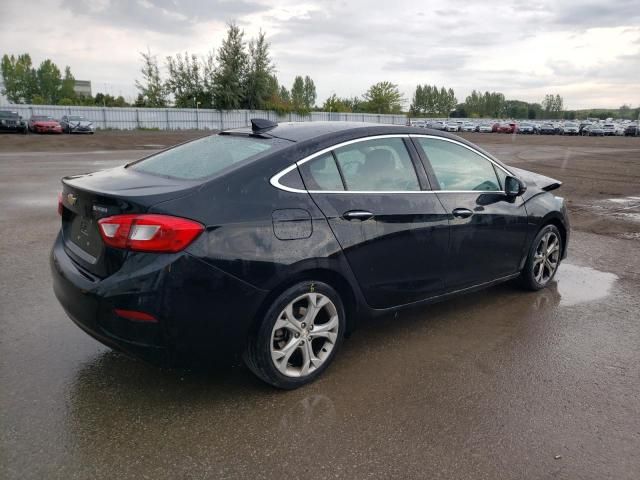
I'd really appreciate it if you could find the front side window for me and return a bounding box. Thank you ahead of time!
[416,138,501,192]
[333,137,420,191]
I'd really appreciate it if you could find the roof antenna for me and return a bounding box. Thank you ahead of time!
[251,118,278,134]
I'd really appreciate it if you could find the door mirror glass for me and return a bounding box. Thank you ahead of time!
[505,175,526,196]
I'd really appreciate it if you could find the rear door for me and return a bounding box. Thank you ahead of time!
[412,135,528,290]
[298,135,450,309]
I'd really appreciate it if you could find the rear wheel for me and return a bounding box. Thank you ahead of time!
[244,281,345,389]
[519,225,562,290]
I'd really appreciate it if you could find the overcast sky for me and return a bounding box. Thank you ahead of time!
[1,0,639,109]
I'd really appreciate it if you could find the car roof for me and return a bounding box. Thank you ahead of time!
[223,121,473,143]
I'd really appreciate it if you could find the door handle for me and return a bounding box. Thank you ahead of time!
[342,210,374,221]
[452,208,474,219]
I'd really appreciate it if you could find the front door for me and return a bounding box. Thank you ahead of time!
[412,136,529,290]
[298,136,450,309]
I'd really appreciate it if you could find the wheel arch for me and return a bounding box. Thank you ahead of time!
[539,213,568,259]
[251,267,361,338]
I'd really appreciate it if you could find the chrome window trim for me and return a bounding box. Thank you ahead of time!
[269,133,513,195]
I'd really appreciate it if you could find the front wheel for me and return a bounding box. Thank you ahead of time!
[519,225,562,291]
[244,281,345,389]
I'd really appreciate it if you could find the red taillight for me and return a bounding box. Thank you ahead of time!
[98,214,204,253]
[114,309,158,323]
[58,192,63,216]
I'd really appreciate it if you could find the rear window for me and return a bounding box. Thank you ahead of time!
[129,134,277,180]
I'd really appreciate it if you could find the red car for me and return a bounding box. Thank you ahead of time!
[497,122,518,134]
[28,115,63,134]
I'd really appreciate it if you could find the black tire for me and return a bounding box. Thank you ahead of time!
[519,224,563,291]
[244,281,345,389]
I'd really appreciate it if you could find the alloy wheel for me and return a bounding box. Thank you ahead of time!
[532,231,560,285]
[270,292,339,378]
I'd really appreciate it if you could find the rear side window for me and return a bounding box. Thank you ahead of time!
[333,138,420,191]
[416,138,501,191]
[130,135,275,180]
[299,153,344,191]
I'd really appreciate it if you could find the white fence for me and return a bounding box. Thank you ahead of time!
[2,104,407,130]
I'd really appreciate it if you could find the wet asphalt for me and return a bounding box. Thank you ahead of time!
[1,149,639,479]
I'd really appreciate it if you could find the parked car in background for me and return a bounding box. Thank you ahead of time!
[614,124,626,136]
[602,123,616,136]
[0,110,28,134]
[460,122,476,132]
[498,122,517,134]
[518,123,536,134]
[539,123,557,135]
[582,124,605,136]
[445,121,460,132]
[561,122,579,135]
[478,123,493,133]
[51,120,570,388]
[29,115,63,134]
[428,121,447,130]
[624,124,638,136]
[60,115,95,134]
[491,122,501,132]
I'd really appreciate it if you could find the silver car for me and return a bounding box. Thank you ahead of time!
[60,115,96,134]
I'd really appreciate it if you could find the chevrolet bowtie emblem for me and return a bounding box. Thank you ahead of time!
[67,193,78,206]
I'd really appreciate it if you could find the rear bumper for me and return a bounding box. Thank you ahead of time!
[50,232,268,363]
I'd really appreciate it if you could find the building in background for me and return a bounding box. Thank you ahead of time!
[73,80,92,98]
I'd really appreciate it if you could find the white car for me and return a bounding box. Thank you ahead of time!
[602,123,616,136]
[428,121,447,130]
[460,122,475,132]
[478,123,493,133]
[562,123,579,135]
[445,122,460,132]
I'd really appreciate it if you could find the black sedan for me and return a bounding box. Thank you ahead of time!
[51,120,569,389]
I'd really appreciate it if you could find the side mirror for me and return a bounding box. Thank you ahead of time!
[505,175,526,197]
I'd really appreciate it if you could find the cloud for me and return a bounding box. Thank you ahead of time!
[0,0,639,108]
[384,52,471,72]
[63,0,268,34]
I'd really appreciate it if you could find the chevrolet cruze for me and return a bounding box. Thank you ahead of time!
[51,120,569,389]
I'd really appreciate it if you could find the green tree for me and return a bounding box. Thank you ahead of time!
[504,100,529,119]
[362,81,403,114]
[243,31,274,110]
[264,75,291,115]
[279,85,290,103]
[212,23,248,109]
[1,53,37,103]
[59,66,76,102]
[291,76,306,114]
[36,59,62,104]
[165,52,210,108]
[542,93,564,119]
[135,49,167,107]
[303,76,317,110]
[323,94,351,113]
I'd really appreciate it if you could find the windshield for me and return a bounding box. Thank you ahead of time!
[129,134,283,180]
[0,111,19,118]
[68,116,84,121]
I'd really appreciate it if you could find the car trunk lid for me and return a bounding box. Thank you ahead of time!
[60,166,198,278]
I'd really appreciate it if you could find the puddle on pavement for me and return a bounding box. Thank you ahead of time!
[555,263,618,307]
